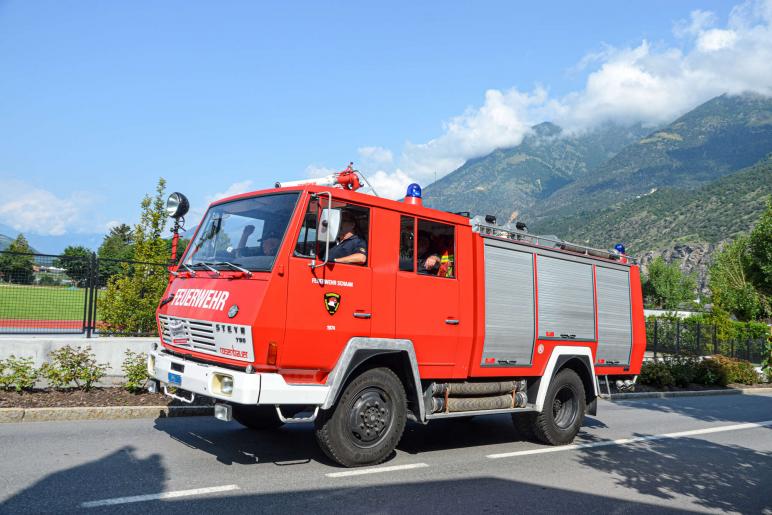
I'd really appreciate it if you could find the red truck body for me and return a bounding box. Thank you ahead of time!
[149,182,645,466]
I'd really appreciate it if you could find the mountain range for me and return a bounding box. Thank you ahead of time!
[424,93,772,288]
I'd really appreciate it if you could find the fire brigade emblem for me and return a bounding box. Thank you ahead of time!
[324,292,341,316]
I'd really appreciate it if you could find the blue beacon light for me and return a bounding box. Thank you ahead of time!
[405,183,423,205]
[614,243,626,255]
[406,183,422,198]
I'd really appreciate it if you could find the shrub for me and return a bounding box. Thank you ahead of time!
[0,355,39,392]
[666,356,699,387]
[694,358,729,387]
[639,360,674,388]
[41,346,108,391]
[122,350,149,393]
[709,355,760,385]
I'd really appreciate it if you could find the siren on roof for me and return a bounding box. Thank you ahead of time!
[404,183,422,205]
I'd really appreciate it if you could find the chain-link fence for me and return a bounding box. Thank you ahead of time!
[646,317,769,363]
[0,251,167,336]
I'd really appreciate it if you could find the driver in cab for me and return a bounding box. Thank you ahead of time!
[328,211,367,265]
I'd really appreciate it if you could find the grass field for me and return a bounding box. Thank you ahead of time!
[0,284,92,321]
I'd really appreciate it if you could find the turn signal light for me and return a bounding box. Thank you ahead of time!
[267,341,278,366]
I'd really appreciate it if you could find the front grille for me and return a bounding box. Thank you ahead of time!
[158,315,215,351]
[157,314,253,362]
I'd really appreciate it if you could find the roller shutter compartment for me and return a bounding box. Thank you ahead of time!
[595,267,633,365]
[537,256,595,341]
[482,244,535,366]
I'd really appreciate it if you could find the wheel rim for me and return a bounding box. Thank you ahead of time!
[552,385,579,429]
[347,386,393,448]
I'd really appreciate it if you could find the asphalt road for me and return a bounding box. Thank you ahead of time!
[1,393,771,514]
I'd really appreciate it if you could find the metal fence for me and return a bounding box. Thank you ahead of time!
[646,317,769,364]
[0,251,168,336]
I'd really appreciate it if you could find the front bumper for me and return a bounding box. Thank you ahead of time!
[148,349,330,406]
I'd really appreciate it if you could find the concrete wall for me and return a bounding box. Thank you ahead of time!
[0,336,156,385]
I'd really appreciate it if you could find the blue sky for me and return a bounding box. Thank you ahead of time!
[1,0,769,252]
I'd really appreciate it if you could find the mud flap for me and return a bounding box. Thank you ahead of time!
[587,397,598,416]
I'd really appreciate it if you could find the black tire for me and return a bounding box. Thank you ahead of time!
[315,367,407,467]
[533,369,586,445]
[232,405,283,430]
[511,412,539,442]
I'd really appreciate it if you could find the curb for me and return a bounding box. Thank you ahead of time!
[0,405,213,423]
[609,387,772,400]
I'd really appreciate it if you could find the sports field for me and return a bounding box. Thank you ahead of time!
[0,284,103,330]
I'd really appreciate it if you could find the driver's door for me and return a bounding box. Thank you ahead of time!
[282,196,372,372]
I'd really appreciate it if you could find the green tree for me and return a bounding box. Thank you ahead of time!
[0,234,35,284]
[97,223,134,285]
[100,179,170,334]
[709,236,764,321]
[54,245,92,287]
[642,257,697,310]
[747,196,772,297]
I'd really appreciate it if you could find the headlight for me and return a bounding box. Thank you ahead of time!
[221,375,234,394]
[166,192,190,219]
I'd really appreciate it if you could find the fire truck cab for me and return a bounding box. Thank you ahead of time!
[148,171,645,467]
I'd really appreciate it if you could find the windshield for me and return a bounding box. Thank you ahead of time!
[183,192,299,272]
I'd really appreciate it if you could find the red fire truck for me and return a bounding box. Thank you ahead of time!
[148,166,646,467]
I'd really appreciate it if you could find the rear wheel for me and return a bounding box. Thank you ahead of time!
[315,367,407,467]
[533,369,586,445]
[232,405,283,430]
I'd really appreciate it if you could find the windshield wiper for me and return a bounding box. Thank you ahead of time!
[188,262,220,276]
[179,263,197,276]
[207,261,253,278]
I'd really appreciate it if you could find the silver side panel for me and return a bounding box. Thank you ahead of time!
[482,245,535,366]
[537,256,595,340]
[596,267,633,365]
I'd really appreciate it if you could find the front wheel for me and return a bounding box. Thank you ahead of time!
[533,368,586,445]
[315,367,407,467]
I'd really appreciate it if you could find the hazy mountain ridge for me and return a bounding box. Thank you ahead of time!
[424,93,772,253]
[539,94,772,219]
[533,155,772,253]
[423,122,650,223]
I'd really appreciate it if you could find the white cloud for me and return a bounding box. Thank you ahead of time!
[357,146,394,167]
[204,180,255,206]
[0,180,91,236]
[306,0,772,199]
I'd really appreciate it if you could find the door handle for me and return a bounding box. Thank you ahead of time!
[445,319,459,325]
[353,312,372,319]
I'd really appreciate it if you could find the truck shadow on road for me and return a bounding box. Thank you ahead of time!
[149,413,606,466]
[152,417,328,466]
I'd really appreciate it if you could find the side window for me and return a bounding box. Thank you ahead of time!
[294,199,319,257]
[399,216,414,271]
[293,197,370,266]
[416,220,455,278]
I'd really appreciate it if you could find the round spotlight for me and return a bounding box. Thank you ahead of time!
[166,192,189,219]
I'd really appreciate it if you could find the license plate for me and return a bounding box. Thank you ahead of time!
[168,372,182,386]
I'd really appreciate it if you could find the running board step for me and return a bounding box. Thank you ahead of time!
[426,407,537,420]
[275,406,318,424]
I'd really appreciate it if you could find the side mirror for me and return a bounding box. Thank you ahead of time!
[319,209,341,245]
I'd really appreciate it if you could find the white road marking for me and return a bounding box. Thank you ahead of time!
[487,419,772,459]
[80,484,240,508]
[326,462,429,478]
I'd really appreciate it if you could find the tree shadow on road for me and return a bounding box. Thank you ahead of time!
[0,446,166,515]
[576,432,772,513]
[611,392,772,426]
